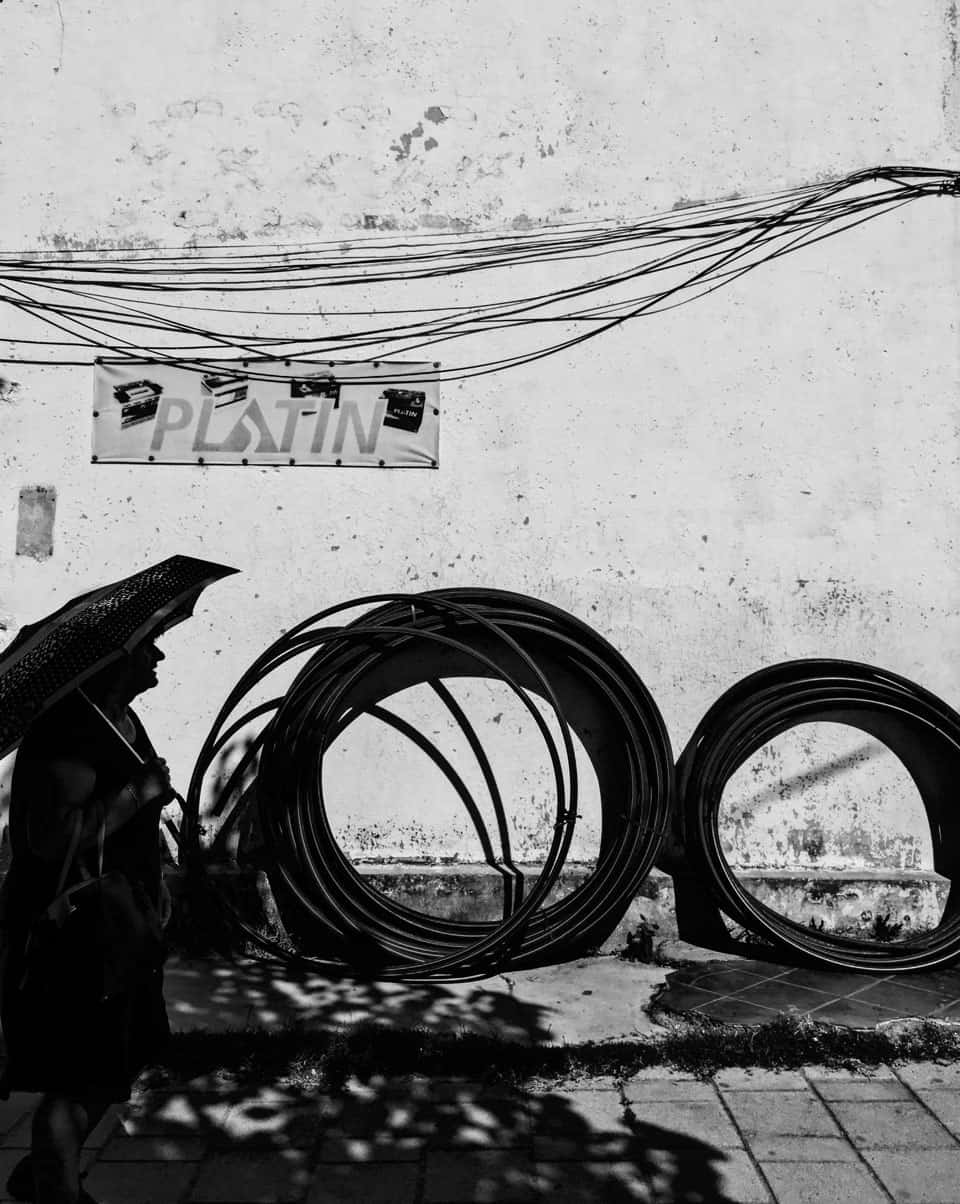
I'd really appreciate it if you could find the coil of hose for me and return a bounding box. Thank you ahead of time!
[185,589,674,980]
[675,659,960,972]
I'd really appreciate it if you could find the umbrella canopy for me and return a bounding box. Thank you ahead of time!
[0,554,239,760]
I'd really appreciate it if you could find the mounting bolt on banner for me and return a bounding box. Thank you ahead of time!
[92,360,440,467]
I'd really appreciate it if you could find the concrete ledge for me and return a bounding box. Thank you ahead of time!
[161,863,950,955]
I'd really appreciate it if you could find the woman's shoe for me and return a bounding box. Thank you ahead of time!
[5,1154,32,1201]
[5,1155,98,1202]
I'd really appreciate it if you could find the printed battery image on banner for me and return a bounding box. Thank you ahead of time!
[201,372,249,407]
[290,373,341,406]
[92,360,439,467]
[381,388,426,433]
[112,380,163,428]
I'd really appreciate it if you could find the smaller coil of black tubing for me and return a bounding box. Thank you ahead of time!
[676,658,960,973]
[184,588,674,981]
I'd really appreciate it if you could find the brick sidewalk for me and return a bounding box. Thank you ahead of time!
[1,1062,960,1202]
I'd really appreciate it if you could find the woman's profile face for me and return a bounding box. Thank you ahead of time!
[129,640,165,696]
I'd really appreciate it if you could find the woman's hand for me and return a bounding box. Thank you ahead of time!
[130,758,173,807]
[158,878,172,929]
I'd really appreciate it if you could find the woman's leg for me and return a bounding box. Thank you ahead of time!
[30,1093,86,1203]
[13,1087,115,1202]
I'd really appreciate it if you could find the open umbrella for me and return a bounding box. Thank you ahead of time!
[0,554,239,853]
[0,554,238,756]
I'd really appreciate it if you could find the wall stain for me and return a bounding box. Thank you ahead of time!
[391,121,425,161]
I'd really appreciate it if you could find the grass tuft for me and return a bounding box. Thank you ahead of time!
[142,1012,960,1092]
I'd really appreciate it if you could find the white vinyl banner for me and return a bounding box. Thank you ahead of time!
[92,361,439,467]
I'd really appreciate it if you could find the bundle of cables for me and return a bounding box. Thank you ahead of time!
[181,589,674,981]
[1,166,957,383]
[674,659,960,972]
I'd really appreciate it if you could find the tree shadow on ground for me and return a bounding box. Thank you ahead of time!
[71,1074,744,1203]
[0,951,751,1202]
[160,951,561,1044]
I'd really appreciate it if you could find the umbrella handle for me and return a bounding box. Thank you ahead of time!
[77,689,146,768]
[78,690,198,864]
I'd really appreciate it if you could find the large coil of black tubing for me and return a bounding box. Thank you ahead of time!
[185,589,674,981]
[676,659,960,973]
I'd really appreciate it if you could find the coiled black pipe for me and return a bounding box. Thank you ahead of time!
[185,589,674,980]
[675,659,960,972]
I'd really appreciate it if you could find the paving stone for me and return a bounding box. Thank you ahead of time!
[423,1149,539,1202]
[806,997,903,1026]
[744,1135,858,1161]
[621,1078,719,1102]
[625,1099,744,1148]
[809,1079,912,1101]
[759,1160,889,1203]
[715,1068,809,1091]
[694,997,781,1024]
[622,1067,701,1083]
[0,1114,32,1149]
[85,1108,126,1150]
[863,1148,960,1202]
[853,980,959,1015]
[0,1096,39,1136]
[532,1134,647,1161]
[827,1100,957,1149]
[646,1147,772,1203]
[534,1160,652,1201]
[896,1061,960,1090]
[82,1159,199,1204]
[804,1064,897,1081]
[721,1089,841,1137]
[531,1089,627,1135]
[186,1149,314,1202]
[98,1135,208,1160]
[900,1089,960,1137]
[317,1135,424,1162]
[305,1161,419,1203]
[119,1093,233,1138]
[215,1098,322,1148]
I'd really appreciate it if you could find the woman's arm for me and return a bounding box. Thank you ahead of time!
[26,756,172,863]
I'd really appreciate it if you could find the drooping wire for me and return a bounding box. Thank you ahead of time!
[0,167,956,383]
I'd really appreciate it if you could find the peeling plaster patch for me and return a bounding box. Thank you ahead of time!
[166,99,223,119]
[338,104,390,127]
[279,101,303,128]
[16,487,56,561]
[945,1,960,146]
[391,122,425,161]
[424,106,448,125]
[424,137,438,151]
[173,209,217,228]
[217,146,261,185]
[303,153,343,190]
[0,378,21,403]
[419,213,472,231]
[131,140,170,166]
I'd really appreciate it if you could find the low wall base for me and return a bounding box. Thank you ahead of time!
[160,863,950,957]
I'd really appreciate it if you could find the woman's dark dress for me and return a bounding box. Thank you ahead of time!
[0,699,171,1102]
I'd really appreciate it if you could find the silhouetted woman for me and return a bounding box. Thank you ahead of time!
[0,638,174,1204]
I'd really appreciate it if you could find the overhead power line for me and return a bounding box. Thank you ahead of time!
[0,166,956,383]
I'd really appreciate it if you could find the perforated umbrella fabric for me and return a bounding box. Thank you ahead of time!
[0,554,238,759]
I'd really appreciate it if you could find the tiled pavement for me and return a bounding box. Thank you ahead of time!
[5,1063,960,1201]
[656,958,960,1027]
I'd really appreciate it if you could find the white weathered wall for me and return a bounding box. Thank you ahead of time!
[1,0,959,875]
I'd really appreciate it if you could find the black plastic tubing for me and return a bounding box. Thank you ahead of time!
[185,588,674,981]
[675,659,960,972]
